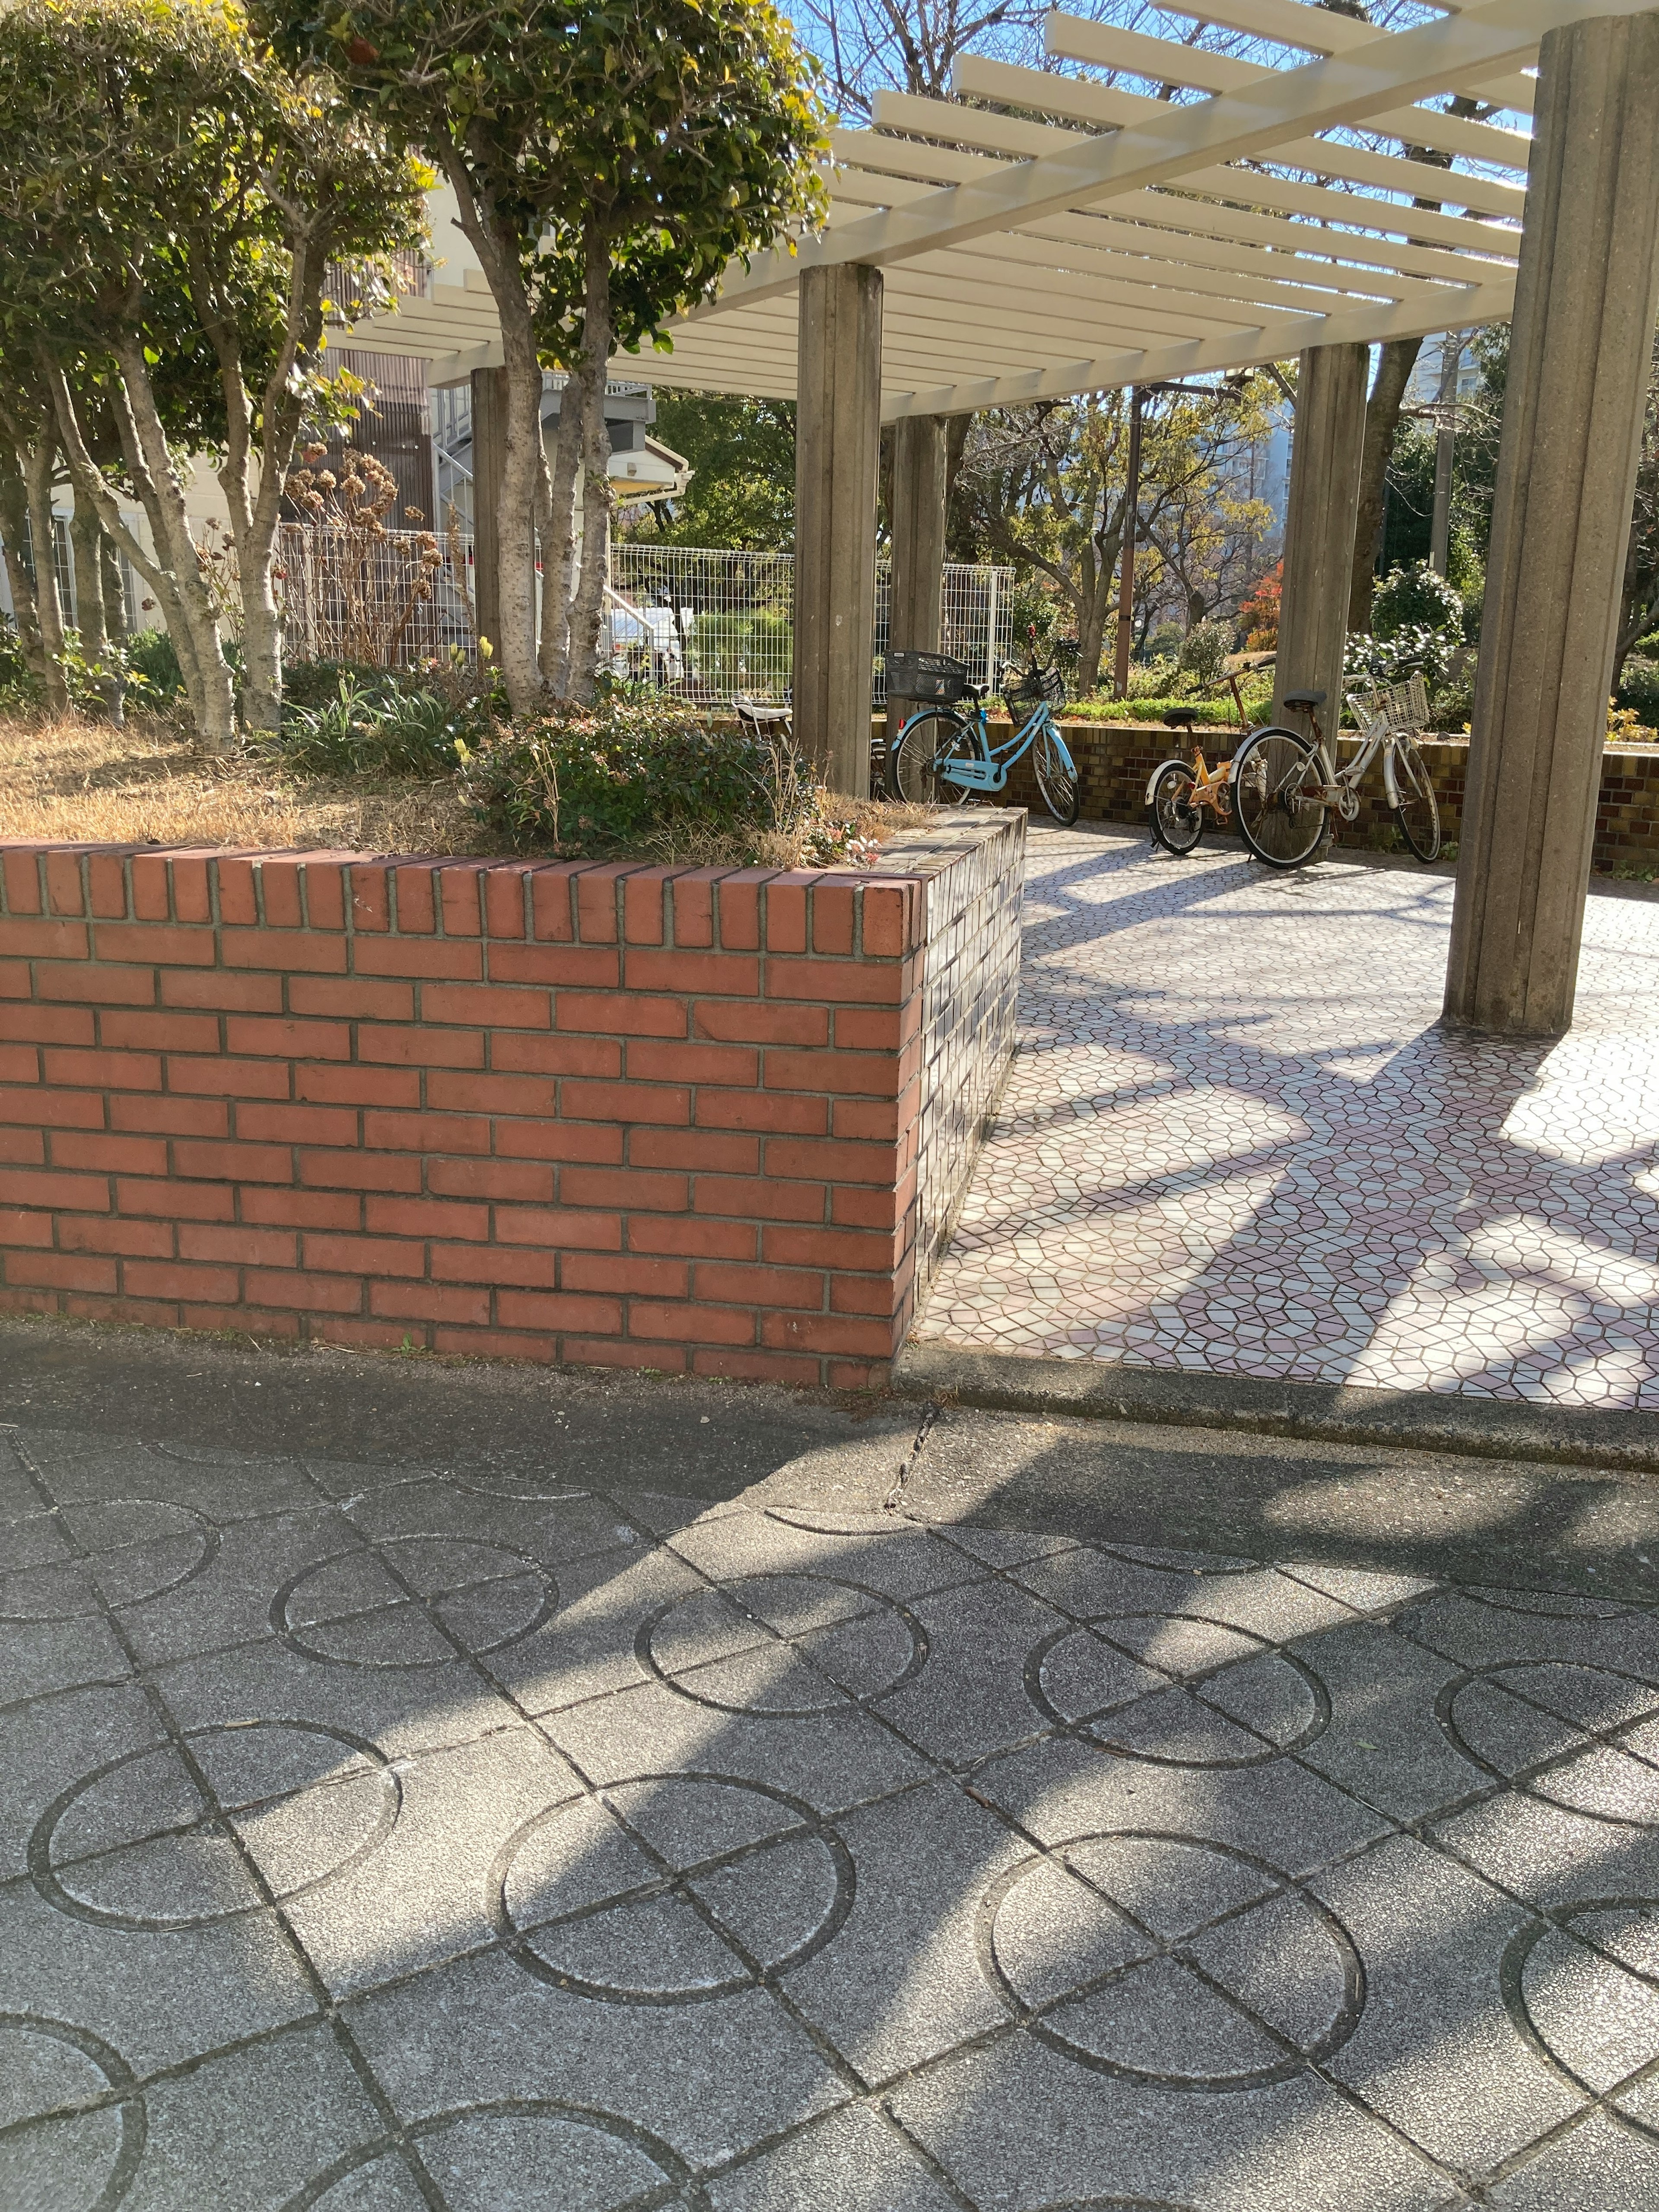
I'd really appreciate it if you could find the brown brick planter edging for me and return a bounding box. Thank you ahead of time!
[0,816,1022,1388]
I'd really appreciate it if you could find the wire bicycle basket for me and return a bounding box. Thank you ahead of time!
[1003,661,1065,722]
[887,649,974,704]
[1348,669,1429,739]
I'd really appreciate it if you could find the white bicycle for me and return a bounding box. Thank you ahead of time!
[1230,670,1441,871]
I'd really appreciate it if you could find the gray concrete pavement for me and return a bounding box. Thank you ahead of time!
[6,1320,1659,2207]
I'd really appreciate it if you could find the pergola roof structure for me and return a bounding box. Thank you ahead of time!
[344,0,1614,418]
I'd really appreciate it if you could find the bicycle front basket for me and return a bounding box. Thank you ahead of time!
[887,648,972,705]
[1348,669,1429,736]
[1003,661,1065,721]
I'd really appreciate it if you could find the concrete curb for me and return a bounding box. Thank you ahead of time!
[893,1341,1659,1475]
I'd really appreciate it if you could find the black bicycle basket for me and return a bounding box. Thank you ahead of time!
[887,648,972,704]
[1002,661,1065,721]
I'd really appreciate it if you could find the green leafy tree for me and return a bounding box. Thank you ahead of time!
[621,389,797,551]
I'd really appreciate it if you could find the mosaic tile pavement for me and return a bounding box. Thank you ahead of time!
[917,831,1659,1408]
[9,1417,1659,2209]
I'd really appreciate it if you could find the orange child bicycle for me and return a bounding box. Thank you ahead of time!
[1144,661,1264,855]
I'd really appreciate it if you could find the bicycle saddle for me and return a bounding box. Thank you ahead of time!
[732,699,792,726]
[1163,707,1200,729]
[1282,689,1326,711]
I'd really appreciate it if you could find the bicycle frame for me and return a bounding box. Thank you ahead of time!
[902,695,1063,794]
[1297,708,1420,819]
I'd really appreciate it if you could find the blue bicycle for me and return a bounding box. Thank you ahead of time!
[884,644,1080,824]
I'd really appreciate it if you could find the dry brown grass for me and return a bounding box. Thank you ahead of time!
[0,714,934,866]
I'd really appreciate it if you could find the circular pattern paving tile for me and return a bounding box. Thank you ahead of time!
[640,1573,927,1716]
[0,1500,215,1621]
[980,1832,1362,2089]
[1029,1615,1328,1767]
[31,1720,400,1930]
[1440,1662,1659,1824]
[275,1537,555,1667]
[492,1773,852,2004]
[1505,1899,1659,2123]
[285,2101,706,2211]
[0,2013,144,2212]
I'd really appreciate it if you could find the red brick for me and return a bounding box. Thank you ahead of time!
[3,849,43,912]
[764,1049,900,1096]
[170,855,211,925]
[693,1348,821,1386]
[57,1215,174,1258]
[352,937,482,981]
[488,944,618,988]
[814,880,858,951]
[669,871,718,949]
[365,1026,486,1070]
[172,1140,292,1185]
[0,918,89,960]
[1,957,32,996]
[564,1338,687,1374]
[289,976,414,1021]
[484,866,531,940]
[630,1300,754,1346]
[624,950,759,998]
[715,873,769,950]
[563,1080,690,1126]
[0,1130,46,1165]
[833,1097,909,1142]
[50,1131,167,1176]
[425,1069,553,1119]
[834,1004,918,1051]
[370,1281,491,1326]
[860,881,918,957]
[623,872,667,946]
[576,865,631,943]
[628,1040,757,1086]
[216,857,257,927]
[6,1251,118,1293]
[626,1216,755,1260]
[563,1252,687,1298]
[0,1206,53,1246]
[237,1102,359,1146]
[427,1158,555,1205]
[361,1111,490,1155]
[238,1187,361,1229]
[764,1137,896,1185]
[556,992,685,1038]
[433,1325,565,1361]
[763,877,813,953]
[296,1065,420,1109]
[305,860,350,932]
[696,1090,826,1135]
[116,1178,235,1222]
[304,1232,427,1279]
[42,1047,161,1092]
[0,1045,38,1083]
[496,1289,625,1332]
[765,957,909,1004]
[226,1015,351,1061]
[762,1311,898,1355]
[365,1195,489,1241]
[64,1292,184,1328]
[830,1271,908,1316]
[827,1359,886,1391]
[160,970,283,1012]
[164,1058,292,1100]
[561,1166,688,1213]
[0,1085,103,1129]
[393,865,437,934]
[529,867,578,943]
[432,1243,557,1288]
[423,982,549,1029]
[260,861,303,928]
[490,1033,620,1077]
[693,1176,826,1223]
[87,854,127,920]
[180,1223,299,1266]
[98,1007,214,1053]
[34,963,148,1006]
[632,1128,758,1174]
[694,1261,823,1309]
[349,864,391,933]
[110,1095,228,1137]
[94,922,213,967]
[131,854,169,919]
[224,930,346,975]
[492,1205,620,1250]
[245,1270,365,1313]
[45,853,85,916]
[301,1148,423,1191]
[831,1180,909,1228]
[438,864,483,937]
[493,1120,624,1167]
[763,1224,902,1270]
[693,1001,829,1046]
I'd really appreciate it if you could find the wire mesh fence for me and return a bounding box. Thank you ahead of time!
[276,526,1014,704]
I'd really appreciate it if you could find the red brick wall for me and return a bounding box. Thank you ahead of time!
[0,842,932,1388]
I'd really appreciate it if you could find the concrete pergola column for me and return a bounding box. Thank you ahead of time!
[1272,342,1369,729]
[1444,13,1659,1038]
[887,412,950,737]
[469,365,507,655]
[795,264,884,795]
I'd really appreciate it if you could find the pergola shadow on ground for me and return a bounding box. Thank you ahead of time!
[8,1361,1659,2212]
[922,826,1659,1408]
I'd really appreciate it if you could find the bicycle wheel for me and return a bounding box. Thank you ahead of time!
[889,710,980,804]
[1148,760,1204,855]
[1392,735,1441,861]
[1231,725,1330,869]
[1032,723,1080,825]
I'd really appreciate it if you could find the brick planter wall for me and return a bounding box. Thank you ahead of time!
[0,820,1020,1387]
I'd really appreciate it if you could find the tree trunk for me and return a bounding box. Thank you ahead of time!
[1348,336,1423,629]
[22,435,71,717]
[0,444,50,693]
[540,386,581,693]
[566,239,617,704]
[1077,527,1122,693]
[69,481,120,722]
